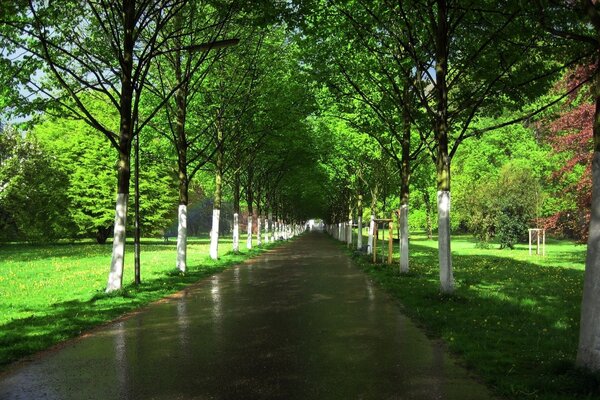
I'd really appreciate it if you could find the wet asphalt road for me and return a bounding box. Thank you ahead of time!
[0,232,494,400]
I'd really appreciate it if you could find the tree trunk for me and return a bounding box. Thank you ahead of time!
[347,206,353,247]
[577,79,600,370]
[367,187,377,254]
[264,214,269,243]
[273,209,279,240]
[256,195,262,246]
[176,92,188,272]
[210,121,223,260]
[269,211,274,242]
[107,191,128,292]
[367,215,374,254]
[265,209,271,244]
[177,203,187,271]
[357,194,363,250]
[96,226,111,244]
[424,190,433,240]
[233,213,239,252]
[399,84,411,274]
[233,171,240,253]
[399,204,409,273]
[257,214,262,246]
[435,0,453,294]
[133,130,140,285]
[106,3,134,292]
[246,172,254,249]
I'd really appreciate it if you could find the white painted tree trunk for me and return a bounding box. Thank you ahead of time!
[209,208,220,260]
[367,215,374,255]
[345,222,349,243]
[338,223,342,241]
[107,193,128,292]
[399,204,409,273]
[347,219,352,246]
[577,152,600,370]
[246,215,253,249]
[268,212,274,242]
[257,216,262,246]
[438,191,453,293]
[233,213,239,253]
[177,204,187,272]
[357,215,363,251]
[264,215,270,243]
[264,215,269,243]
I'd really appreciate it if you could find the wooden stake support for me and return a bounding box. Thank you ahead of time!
[372,223,378,263]
[528,228,546,257]
[373,218,393,264]
[388,221,393,264]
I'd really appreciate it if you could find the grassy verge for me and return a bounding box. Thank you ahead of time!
[348,233,598,400]
[0,235,280,370]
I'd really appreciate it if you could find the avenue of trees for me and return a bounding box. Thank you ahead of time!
[3,0,600,372]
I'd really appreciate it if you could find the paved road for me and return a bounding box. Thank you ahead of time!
[0,232,494,400]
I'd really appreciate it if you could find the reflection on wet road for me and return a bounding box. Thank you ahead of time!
[0,232,494,399]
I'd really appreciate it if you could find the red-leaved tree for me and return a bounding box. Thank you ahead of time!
[543,65,595,241]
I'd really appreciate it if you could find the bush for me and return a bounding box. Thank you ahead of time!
[0,127,75,242]
[463,162,540,248]
[496,210,528,249]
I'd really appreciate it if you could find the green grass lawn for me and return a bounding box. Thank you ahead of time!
[0,235,278,370]
[356,229,586,270]
[350,232,595,400]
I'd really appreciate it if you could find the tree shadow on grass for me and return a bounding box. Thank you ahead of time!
[544,247,587,268]
[358,242,598,400]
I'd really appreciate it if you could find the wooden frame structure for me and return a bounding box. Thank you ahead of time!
[373,218,394,264]
[528,228,546,256]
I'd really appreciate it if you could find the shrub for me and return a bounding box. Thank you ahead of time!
[463,162,540,248]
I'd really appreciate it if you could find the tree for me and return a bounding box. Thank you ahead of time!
[0,125,73,242]
[462,162,541,248]
[1,0,192,291]
[540,66,594,242]
[145,0,236,271]
[33,108,116,243]
[534,0,600,372]
[34,98,178,243]
[201,30,266,259]
[451,118,552,244]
